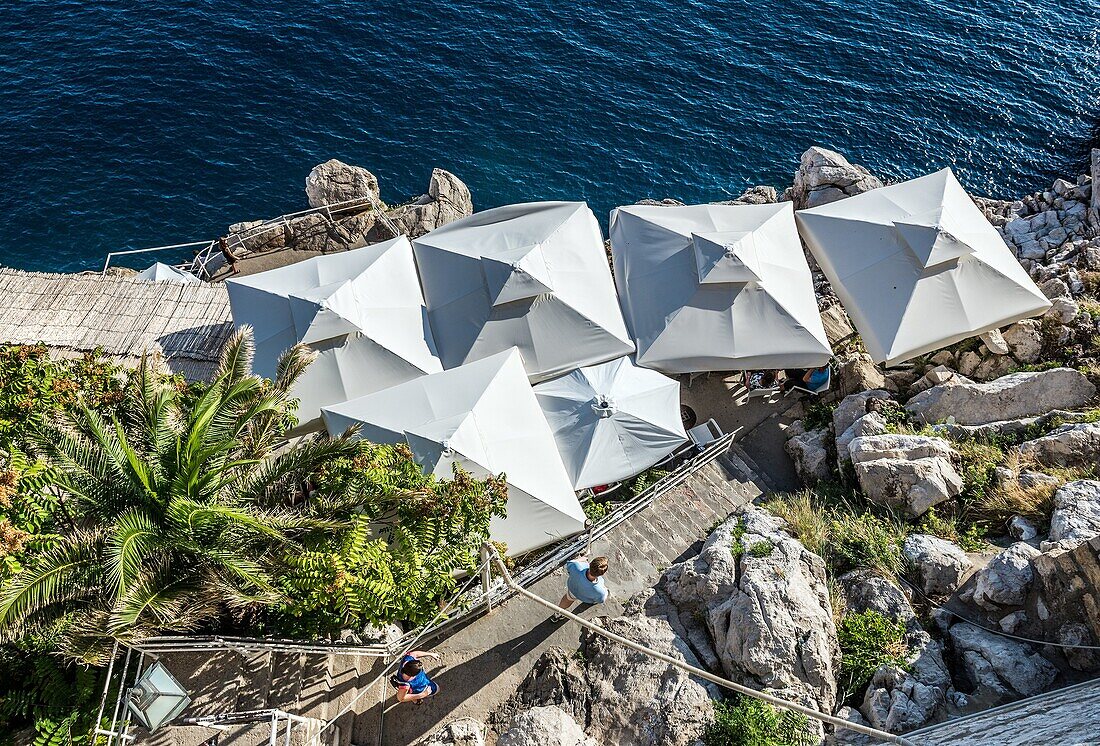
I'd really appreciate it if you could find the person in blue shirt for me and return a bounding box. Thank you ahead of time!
[550,556,610,622]
[781,365,830,393]
[392,650,442,705]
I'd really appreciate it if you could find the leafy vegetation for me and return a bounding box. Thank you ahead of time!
[703,697,816,746]
[802,400,837,432]
[0,334,507,739]
[837,610,909,697]
[624,467,669,497]
[916,507,988,552]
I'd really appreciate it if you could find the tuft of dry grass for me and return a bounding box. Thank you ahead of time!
[764,489,831,558]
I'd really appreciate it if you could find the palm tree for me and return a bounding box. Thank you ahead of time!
[0,328,359,662]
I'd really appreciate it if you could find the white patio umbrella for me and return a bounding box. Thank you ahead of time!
[610,202,832,373]
[226,236,442,427]
[321,348,585,556]
[136,262,199,284]
[796,168,1052,366]
[413,201,634,382]
[534,356,687,490]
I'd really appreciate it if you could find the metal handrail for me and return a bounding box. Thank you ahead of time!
[102,190,416,278]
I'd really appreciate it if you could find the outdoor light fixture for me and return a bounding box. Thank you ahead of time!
[126,660,191,732]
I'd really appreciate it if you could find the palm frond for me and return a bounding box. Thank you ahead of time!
[215,325,256,387]
[0,533,103,630]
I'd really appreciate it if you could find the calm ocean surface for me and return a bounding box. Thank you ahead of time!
[1,1,1098,272]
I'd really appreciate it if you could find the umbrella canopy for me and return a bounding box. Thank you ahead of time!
[412,201,634,383]
[226,236,442,426]
[136,262,199,284]
[796,169,1052,366]
[610,202,832,373]
[534,356,687,490]
[321,348,585,556]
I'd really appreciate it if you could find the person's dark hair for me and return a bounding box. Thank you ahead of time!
[401,659,423,677]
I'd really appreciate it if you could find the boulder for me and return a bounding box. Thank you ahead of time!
[837,569,916,627]
[849,435,964,516]
[1008,516,1039,542]
[385,169,473,239]
[1048,480,1100,544]
[947,623,1057,702]
[907,365,971,397]
[860,655,947,734]
[497,707,595,746]
[972,542,1039,610]
[836,411,889,463]
[1001,320,1044,363]
[905,368,1096,426]
[726,185,778,205]
[979,329,1010,355]
[786,428,832,485]
[1058,622,1100,672]
[305,159,380,208]
[790,147,883,209]
[834,352,886,397]
[902,534,971,596]
[973,355,1014,381]
[1030,536,1100,668]
[833,389,892,439]
[496,615,717,746]
[820,303,855,344]
[422,719,486,746]
[834,706,875,745]
[659,510,839,717]
[1018,423,1100,468]
[1045,297,1079,324]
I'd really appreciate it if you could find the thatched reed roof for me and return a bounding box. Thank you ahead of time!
[0,269,233,380]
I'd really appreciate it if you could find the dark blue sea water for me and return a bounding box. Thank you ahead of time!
[1,1,1098,273]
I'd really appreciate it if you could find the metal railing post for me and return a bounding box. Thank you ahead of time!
[480,544,493,612]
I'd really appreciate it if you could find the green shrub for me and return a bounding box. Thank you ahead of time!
[583,499,615,523]
[830,510,906,578]
[748,540,774,558]
[624,467,670,497]
[916,506,988,552]
[803,401,837,431]
[729,517,748,558]
[953,438,1007,502]
[838,610,909,697]
[703,697,817,746]
[875,400,912,429]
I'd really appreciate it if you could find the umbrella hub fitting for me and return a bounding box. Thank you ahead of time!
[441,439,455,457]
[592,395,617,418]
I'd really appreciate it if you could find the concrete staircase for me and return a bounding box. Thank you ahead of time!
[136,445,766,746]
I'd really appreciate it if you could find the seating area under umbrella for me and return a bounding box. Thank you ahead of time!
[534,356,687,490]
[413,201,635,383]
[225,236,442,426]
[796,168,1051,366]
[321,348,586,556]
[610,202,832,374]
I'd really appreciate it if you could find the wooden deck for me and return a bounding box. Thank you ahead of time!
[0,269,233,380]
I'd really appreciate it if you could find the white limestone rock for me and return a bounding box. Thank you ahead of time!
[305,159,381,208]
[1048,480,1100,544]
[947,623,1057,701]
[849,435,964,516]
[497,707,595,746]
[660,510,839,719]
[786,428,832,485]
[972,542,1039,610]
[902,534,971,596]
[979,329,1010,355]
[1001,320,1044,363]
[905,368,1096,426]
[833,389,893,440]
[1018,423,1100,469]
[791,147,883,209]
[422,719,486,746]
[837,412,889,464]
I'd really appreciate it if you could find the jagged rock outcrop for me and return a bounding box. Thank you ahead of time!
[227,165,472,260]
[497,707,595,746]
[1001,320,1044,363]
[905,368,1096,426]
[1030,536,1100,672]
[659,510,839,719]
[1018,423,1100,469]
[902,534,971,596]
[385,168,474,238]
[305,159,381,208]
[849,435,964,516]
[971,542,1039,611]
[834,351,886,397]
[837,569,915,627]
[836,411,888,463]
[788,147,883,209]
[494,615,717,746]
[1048,480,1100,545]
[946,623,1057,704]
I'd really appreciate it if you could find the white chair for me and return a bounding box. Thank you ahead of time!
[688,418,724,449]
